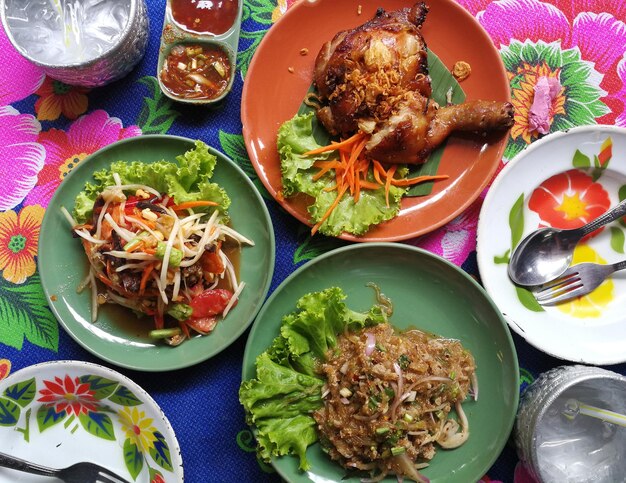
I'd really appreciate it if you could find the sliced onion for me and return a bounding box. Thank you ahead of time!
[390,363,405,422]
[391,453,430,483]
[340,397,350,405]
[187,73,214,87]
[353,413,380,421]
[365,332,376,356]
[405,376,452,394]
[171,45,185,56]
[394,363,404,396]
[470,372,479,401]
[340,361,350,374]
[360,470,388,483]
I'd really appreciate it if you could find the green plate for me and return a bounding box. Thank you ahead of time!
[38,135,275,371]
[241,243,518,482]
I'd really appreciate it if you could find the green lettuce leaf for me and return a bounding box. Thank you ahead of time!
[277,113,406,237]
[240,353,323,420]
[280,287,386,360]
[239,287,387,471]
[255,414,318,469]
[73,140,230,223]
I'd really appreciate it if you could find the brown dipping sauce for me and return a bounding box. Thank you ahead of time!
[170,0,238,35]
[160,44,231,100]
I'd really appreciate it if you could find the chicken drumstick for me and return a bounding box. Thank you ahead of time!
[313,2,514,165]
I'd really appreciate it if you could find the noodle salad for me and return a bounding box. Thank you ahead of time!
[63,141,253,346]
[240,286,477,482]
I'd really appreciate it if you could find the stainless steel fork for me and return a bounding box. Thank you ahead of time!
[0,451,131,483]
[534,260,626,305]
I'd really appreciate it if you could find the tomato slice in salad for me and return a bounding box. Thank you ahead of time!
[201,250,225,274]
[189,288,233,318]
[185,316,219,335]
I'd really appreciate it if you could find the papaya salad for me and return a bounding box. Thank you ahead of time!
[62,141,253,346]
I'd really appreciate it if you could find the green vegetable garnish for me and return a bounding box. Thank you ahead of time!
[167,303,193,321]
[398,354,411,370]
[148,328,182,339]
[156,241,183,267]
[122,230,149,252]
[391,446,406,456]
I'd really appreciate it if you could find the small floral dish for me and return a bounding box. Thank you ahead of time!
[0,360,183,483]
[477,125,626,365]
[156,0,243,105]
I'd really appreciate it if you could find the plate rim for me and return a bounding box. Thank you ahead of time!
[37,134,276,371]
[477,124,626,365]
[241,242,520,482]
[0,359,184,481]
[241,0,511,242]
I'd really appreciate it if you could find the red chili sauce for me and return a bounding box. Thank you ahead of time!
[170,0,238,36]
[160,44,231,100]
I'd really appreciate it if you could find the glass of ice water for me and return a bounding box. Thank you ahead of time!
[1,0,149,87]
[516,365,626,483]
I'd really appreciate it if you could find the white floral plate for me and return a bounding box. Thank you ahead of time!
[477,125,626,365]
[0,361,183,483]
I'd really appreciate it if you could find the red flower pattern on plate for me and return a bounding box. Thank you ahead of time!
[37,375,98,416]
[151,474,166,483]
[528,169,610,234]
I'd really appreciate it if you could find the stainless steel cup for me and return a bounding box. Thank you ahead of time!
[1,0,149,87]
[515,365,626,482]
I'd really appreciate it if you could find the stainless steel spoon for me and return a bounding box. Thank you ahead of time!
[508,198,626,286]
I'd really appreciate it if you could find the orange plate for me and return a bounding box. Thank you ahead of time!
[241,0,510,242]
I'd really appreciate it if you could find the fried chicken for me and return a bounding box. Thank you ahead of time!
[313,2,514,165]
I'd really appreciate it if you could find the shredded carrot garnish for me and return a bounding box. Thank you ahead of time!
[311,184,348,236]
[303,131,447,234]
[303,131,366,156]
[312,160,340,181]
[139,263,154,295]
[110,205,122,224]
[384,165,397,208]
[126,241,144,253]
[97,272,114,288]
[171,200,219,211]
[141,219,157,230]
[359,180,382,190]
[372,160,387,184]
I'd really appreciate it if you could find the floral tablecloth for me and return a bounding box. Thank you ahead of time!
[1,0,626,482]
